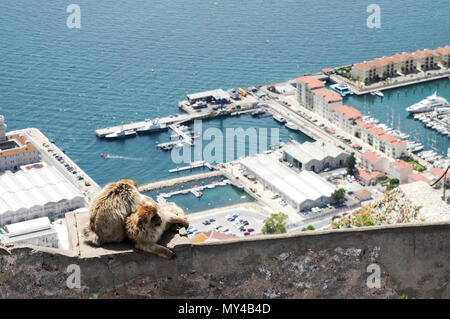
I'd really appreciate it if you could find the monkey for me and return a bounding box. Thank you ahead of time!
[83,179,155,246]
[125,202,189,259]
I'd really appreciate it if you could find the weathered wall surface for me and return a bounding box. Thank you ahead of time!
[0,222,449,299]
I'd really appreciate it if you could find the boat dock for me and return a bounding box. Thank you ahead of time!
[95,106,261,139]
[138,170,224,192]
[159,179,231,200]
[168,161,214,173]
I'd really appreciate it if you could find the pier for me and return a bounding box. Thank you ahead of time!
[168,161,214,173]
[138,170,224,192]
[95,105,261,139]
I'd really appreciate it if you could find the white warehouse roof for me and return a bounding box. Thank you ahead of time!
[0,165,83,214]
[283,140,346,164]
[240,154,335,208]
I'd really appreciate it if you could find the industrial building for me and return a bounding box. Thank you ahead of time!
[240,154,336,211]
[186,89,231,104]
[0,217,58,248]
[0,165,85,226]
[282,140,348,173]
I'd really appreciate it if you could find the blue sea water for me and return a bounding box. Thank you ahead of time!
[1,0,449,187]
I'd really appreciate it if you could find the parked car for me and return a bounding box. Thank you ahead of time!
[244,232,251,236]
[247,228,255,232]
[202,220,210,225]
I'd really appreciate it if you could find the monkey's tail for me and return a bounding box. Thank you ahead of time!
[83,225,103,247]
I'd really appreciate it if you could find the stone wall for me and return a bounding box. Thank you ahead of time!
[0,221,449,298]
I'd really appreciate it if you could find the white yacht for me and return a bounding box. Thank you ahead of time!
[105,129,137,140]
[285,121,299,131]
[406,92,450,113]
[273,114,287,123]
[136,119,167,135]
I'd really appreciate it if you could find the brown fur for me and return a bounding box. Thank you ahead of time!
[125,202,189,259]
[83,179,156,246]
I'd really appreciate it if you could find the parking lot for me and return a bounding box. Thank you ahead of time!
[186,203,270,238]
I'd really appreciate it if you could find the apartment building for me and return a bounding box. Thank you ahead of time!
[413,49,439,71]
[360,150,389,173]
[389,160,413,184]
[391,52,417,74]
[354,120,407,159]
[312,88,342,120]
[296,76,325,110]
[330,105,362,134]
[435,46,450,67]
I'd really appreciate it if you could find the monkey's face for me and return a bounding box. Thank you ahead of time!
[136,205,162,230]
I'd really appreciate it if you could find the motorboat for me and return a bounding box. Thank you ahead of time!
[330,82,353,96]
[373,90,384,97]
[105,129,137,140]
[285,121,299,131]
[273,114,287,123]
[406,92,450,113]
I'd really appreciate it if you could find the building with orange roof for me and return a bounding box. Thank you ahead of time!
[435,46,450,67]
[389,160,413,184]
[356,169,377,186]
[351,45,449,85]
[322,67,335,75]
[360,150,389,173]
[429,168,450,188]
[312,88,343,119]
[413,49,439,70]
[351,61,378,84]
[354,188,373,201]
[0,116,40,172]
[408,173,431,184]
[372,56,398,78]
[391,52,417,74]
[355,120,407,159]
[296,76,325,110]
[331,105,362,134]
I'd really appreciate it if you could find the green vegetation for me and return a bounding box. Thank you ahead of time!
[301,225,315,231]
[386,178,400,190]
[335,65,353,79]
[331,188,346,203]
[398,294,408,299]
[49,216,56,223]
[262,212,288,235]
[402,155,426,172]
[345,152,357,176]
[89,293,99,299]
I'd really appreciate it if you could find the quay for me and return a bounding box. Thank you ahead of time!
[159,179,231,199]
[168,161,214,173]
[138,170,224,193]
[331,67,450,96]
[95,104,260,139]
